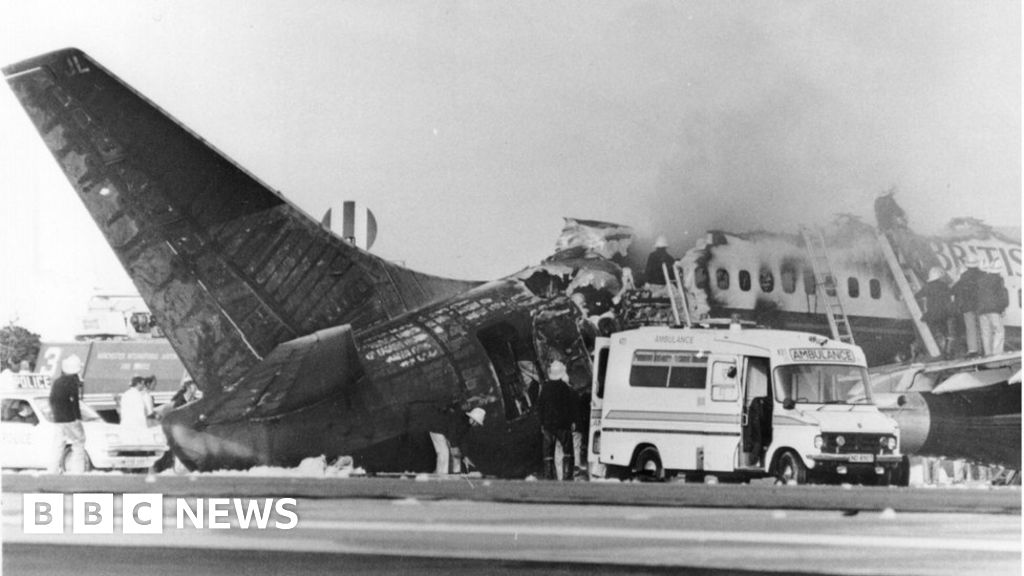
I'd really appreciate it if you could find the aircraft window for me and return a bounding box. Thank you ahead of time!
[781,266,797,294]
[716,269,730,290]
[739,271,751,292]
[803,270,816,295]
[759,270,774,293]
[847,277,860,298]
[630,350,707,389]
[869,279,881,299]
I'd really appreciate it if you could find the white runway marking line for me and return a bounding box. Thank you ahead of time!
[300,521,1021,554]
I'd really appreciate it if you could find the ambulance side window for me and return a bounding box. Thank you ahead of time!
[710,361,738,401]
[629,350,707,389]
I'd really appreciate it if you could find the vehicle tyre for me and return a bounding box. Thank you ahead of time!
[775,450,806,485]
[61,447,93,473]
[633,446,664,482]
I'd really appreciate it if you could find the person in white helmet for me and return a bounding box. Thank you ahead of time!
[643,235,677,287]
[428,403,486,475]
[538,360,578,480]
[48,355,87,473]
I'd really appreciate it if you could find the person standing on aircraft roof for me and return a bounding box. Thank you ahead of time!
[428,403,485,475]
[873,187,907,232]
[48,355,86,474]
[976,262,1009,356]
[874,187,941,280]
[120,375,155,428]
[643,236,678,287]
[538,360,578,481]
[915,267,954,359]
[952,255,985,358]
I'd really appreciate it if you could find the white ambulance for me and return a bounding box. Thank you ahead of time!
[588,323,905,485]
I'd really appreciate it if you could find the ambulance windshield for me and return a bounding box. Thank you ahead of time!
[773,364,873,405]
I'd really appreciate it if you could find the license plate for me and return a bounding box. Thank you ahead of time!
[848,454,874,463]
[116,457,151,468]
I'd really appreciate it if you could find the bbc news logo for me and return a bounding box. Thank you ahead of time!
[23,493,298,534]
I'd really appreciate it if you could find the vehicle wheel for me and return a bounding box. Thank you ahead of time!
[633,447,664,482]
[61,448,93,473]
[775,451,806,485]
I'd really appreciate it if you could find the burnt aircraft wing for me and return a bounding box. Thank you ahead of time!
[2,48,477,395]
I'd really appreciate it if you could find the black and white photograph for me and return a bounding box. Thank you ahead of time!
[0,1,1020,574]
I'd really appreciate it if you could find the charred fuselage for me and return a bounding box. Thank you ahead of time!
[3,49,595,476]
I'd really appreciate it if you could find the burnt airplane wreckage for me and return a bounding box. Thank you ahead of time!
[5,49,1020,475]
[2,49,620,475]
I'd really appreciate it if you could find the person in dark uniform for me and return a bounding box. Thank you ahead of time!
[643,236,677,286]
[915,267,954,358]
[428,403,485,475]
[48,355,86,474]
[873,187,907,232]
[745,396,770,466]
[537,360,578,481]
[952,255,985,357]
[976,262,1009,355]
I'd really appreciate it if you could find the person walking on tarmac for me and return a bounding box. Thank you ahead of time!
[538,360,578,481]
[952,255,985,357]
[915,267,954,358]
[976,262,1009,356]
[48,355,86,474]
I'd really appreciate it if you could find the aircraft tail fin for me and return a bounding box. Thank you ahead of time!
[4,49,476,392]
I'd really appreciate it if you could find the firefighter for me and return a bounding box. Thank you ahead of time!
[952,255,985,357]
[976,262,1009,355]
[915,267,954,358]
[429,404,485,475]
[538,360,578,481]
[48,355,86,474]
[643,235,677,287]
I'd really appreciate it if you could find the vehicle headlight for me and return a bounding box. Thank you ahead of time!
[813,435,823,449]
[592,431,601,455]
[880,436,897,451]
[835,435,846,447]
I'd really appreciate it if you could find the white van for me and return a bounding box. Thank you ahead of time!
[589,323,905,485]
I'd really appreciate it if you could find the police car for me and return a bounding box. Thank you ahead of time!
[1,377,169,472]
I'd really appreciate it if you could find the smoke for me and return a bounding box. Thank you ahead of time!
[597,2,1020,257]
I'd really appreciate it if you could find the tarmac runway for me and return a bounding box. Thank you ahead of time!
[2,473,1020,575]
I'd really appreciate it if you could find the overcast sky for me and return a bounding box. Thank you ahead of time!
[0,1,1019,339]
